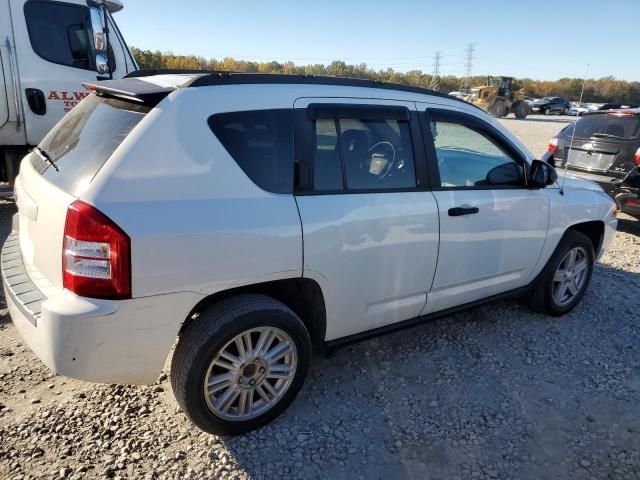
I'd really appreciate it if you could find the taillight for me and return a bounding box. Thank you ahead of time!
[634,147,640,166]
[63,200,131,299]
[548,137,559,155]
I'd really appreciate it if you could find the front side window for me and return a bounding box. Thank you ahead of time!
[24,1,94,70]
[209,109,294,193]
[312,115,416,191]
[431,121,523,188]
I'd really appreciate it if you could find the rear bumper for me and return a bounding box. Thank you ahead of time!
[560,168,621,195]
[613,168,640,218]
[615,191,640,217]
[2,230,202,385]
[561,167,640,217]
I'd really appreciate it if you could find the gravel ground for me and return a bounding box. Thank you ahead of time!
[498,114,572,157]
[2,116,640,480]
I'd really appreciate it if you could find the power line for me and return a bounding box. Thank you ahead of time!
[459,43,476,92]
[429,51,442,91]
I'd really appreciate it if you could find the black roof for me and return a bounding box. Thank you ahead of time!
[89,69,479,109]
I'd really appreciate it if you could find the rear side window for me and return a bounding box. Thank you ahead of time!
[311,115,417,191]
[569,113,640,139]
[208,109,294,194]
[24,1,95,70]
[33,94,148,195]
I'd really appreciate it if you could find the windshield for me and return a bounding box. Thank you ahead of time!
[33,94,149,195]
[566,113,640,140]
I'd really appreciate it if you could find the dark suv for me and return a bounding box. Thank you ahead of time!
[543,109,640,219]
[533,97,571,115]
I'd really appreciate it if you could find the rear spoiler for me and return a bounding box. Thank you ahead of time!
[84,78,176,106]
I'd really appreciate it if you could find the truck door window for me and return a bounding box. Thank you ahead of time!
[24,1,94,70]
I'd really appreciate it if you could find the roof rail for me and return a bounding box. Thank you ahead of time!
[124,69,220,78]
[184,72,477,108]
[110,70,481,110]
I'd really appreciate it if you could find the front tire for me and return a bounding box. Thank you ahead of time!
[490,101,507,118]
[513,101,530,119]
[171,295,312,435]
[528,230,595,316]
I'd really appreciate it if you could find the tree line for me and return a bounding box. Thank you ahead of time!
[131,48,640,104]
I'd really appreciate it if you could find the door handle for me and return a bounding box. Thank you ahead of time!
[448,206,479,216]
[25,89,46,116]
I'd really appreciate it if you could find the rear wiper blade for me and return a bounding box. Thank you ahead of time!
[34,146,59,172]
[592,133,625,140]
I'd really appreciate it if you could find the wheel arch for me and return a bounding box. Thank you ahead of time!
[180,278,327,353]
[567,220,605,256]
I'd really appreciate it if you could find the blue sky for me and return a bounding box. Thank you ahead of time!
[115,1,639,81]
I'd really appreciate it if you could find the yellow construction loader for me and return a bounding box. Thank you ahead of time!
[468,76,530,119]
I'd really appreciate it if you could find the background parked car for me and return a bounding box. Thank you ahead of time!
[568,103,599,116]
[598,103,639,111]
[543,109,640,219]
[533,97,572,115]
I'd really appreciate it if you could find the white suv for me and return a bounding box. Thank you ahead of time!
[2,73,617,435]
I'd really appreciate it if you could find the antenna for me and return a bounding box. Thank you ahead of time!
[429,50,442,91]
[559,63,589,195]
[459,43,476,93]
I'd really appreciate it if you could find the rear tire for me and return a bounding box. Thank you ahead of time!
[171,294,312,435]
[527,230,595,316]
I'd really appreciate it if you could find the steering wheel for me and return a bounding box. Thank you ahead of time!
[365,141,397,179]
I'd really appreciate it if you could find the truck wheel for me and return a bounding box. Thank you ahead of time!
[171,294,312,435]
[527,230,595,316]
[490,102,507,118]
[3,148,27,187]
[513,101,530,119]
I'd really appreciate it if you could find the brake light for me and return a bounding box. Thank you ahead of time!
[635,147,640,166]
[547,137,559,155]
[63,200,131,299]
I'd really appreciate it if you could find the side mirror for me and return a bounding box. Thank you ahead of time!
[95,54,110,75]
[90,7,106,51]
[90,6,110,75]
[486,162,523,186]
[67,25,88,61]
[529,159,558,188]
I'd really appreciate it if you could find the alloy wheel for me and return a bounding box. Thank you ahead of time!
[552,246,589,307]
[203,327,298,421]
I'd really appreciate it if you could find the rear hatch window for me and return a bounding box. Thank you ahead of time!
[32,94,149,195]
[568,113,640,140]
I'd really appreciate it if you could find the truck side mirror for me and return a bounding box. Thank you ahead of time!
[67,25,89,61]
[90,6,110,74]
[96,54,110,75]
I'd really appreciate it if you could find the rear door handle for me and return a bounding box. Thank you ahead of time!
[448,206,479,216]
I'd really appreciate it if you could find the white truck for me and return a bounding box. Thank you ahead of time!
[0,0,137,189]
